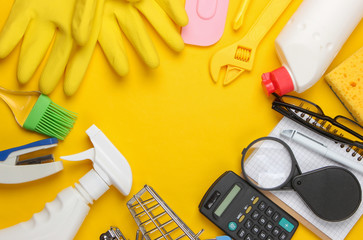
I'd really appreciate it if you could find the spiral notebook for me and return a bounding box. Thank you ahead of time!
[245,117,363,240]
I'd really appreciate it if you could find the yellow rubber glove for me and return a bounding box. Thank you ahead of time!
[64,0,104,96]
[0,0,102,96]
[98,0,188,76]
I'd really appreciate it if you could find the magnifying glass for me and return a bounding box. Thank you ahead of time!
[241,137,362,222]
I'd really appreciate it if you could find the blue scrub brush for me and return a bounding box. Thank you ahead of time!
[0,86,77,140]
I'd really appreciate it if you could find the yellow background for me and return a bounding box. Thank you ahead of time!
[0,0,362,239]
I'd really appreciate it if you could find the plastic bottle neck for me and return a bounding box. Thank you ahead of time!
[75,169,110,205]
[261,66,295,96]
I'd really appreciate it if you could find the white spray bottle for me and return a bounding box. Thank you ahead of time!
[0,125,132,240]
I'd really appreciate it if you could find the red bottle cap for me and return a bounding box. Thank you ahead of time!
[261,66,294,96]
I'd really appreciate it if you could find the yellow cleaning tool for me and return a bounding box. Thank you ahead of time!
[98,0,188,76]
[0,86,77,140]
[0,0,101,96]
[233,0,251,31]
[325,47,363,125]
[210,0,292,85]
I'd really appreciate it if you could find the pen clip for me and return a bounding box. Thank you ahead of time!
[295,131,327,148]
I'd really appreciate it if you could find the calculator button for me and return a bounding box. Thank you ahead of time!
[237,228,247,238]
[279,217,295,233]
[279,232,288,240]
[244,219,253,229]
[239,215,246,223]
[253,197,260,205]
[245,234,253,240]
[266,236,273,240]
[272,227,281,236]
[228,221,238,231]
[246,206,252,214]
[259,231,267,240]
[258,216,267,226]
[265,221,273,231]
[252,225,260,235]
[252,210,260,220]
[272,212,280,222]
[265,207,274,216]
[258,202,267,211]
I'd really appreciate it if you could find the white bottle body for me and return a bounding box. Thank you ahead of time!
[0,170,109,240]
[262,0,363,95]
[0,187,90,240]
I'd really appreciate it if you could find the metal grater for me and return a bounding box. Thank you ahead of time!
[127,185,203,240]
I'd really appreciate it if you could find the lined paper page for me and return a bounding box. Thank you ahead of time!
[245,117,363,240]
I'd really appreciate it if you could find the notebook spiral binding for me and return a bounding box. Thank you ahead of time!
[337,142,363,161]
[302,113,363,161]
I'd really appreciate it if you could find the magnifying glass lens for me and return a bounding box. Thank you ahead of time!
[242,139,293,189]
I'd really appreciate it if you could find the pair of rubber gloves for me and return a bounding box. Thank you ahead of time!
[0,0,188,96]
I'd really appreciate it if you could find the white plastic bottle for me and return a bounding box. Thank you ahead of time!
[261,0,363,96]
[0,125,133,240]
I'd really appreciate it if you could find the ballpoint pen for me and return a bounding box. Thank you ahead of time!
[281,129,363,175]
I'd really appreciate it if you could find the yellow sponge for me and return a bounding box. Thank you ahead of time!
[325,47,363,125]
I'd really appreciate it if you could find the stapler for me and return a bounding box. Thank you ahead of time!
[0,138,63,184]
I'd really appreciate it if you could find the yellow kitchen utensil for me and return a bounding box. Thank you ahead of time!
[210,0,292,85]
[0,86,77,140]
[233,0,251,31]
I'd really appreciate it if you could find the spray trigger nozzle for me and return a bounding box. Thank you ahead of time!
[60,125,132,196]
[61,148,95,162]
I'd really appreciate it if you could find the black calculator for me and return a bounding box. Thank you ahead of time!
[199,171,298,240]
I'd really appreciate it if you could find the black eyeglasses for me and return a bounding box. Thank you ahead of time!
[272,93,363,161]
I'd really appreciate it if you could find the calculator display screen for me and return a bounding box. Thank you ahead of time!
[214,184,241,217]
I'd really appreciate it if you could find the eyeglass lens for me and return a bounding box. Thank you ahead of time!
[242,139,293,189]
[280,96,323,114]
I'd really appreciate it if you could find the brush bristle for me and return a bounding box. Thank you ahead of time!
[23,94,77,140]
[35,102,77,140]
